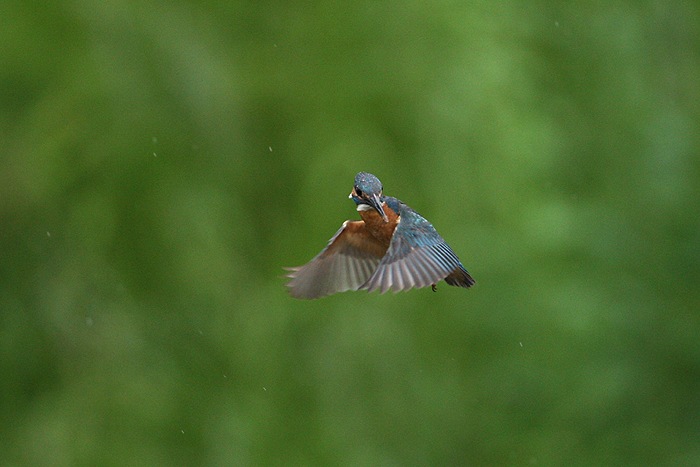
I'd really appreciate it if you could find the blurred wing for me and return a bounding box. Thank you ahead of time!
[361,210,474,293]
[286,221,386,299]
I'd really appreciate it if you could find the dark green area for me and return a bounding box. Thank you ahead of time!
[2,1,699,465]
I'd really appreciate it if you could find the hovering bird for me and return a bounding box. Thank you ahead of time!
[285,172,475,299]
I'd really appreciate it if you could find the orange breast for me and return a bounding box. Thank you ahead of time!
[358,202,399,247]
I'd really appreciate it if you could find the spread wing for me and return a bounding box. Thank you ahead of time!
[286,221,387,299]
[361,208,474,294]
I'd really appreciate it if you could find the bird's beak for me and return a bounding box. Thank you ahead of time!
[369,193,389,222]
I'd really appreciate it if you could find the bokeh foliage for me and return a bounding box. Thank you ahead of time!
[2,1,699,465]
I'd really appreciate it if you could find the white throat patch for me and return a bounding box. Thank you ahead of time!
[356,204,374,212]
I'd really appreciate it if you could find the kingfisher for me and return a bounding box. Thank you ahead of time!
[286,172,475,299]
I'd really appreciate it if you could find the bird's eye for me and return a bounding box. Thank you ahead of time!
[355,187,363,197]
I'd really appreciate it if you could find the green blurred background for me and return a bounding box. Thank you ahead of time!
[2,1,699,465]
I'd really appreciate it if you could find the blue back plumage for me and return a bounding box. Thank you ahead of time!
[384,197,446,249]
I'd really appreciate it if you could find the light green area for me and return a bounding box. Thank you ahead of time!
[2,1,699,465]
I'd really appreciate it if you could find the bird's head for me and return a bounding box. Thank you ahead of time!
[349,172,388,222]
